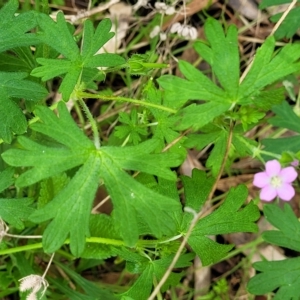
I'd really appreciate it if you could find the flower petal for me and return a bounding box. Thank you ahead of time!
[279,167,298,183]
[265,160,281,176]
[260,185,277,201]
[253,172,270,188]
[276,183,295,201]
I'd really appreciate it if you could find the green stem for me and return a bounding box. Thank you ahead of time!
[77,92,177,114]
[78,98,100,149]
[0,235,183,256]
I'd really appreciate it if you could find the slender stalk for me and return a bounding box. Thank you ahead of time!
[148,121,234,300]
[5,233,42,239]
[77,92,177,114]
[42,253,55,278]
[77,98,100,149]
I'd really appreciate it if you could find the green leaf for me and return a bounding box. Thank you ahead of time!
[181,169,214,212]
[205,130,228,176]
[263,204,300,252]
[271,7,300,39]
[101,139,182,181]
[259,0,300,39]
[0,167,14,193]
[121,263,153,299]
[0,72,48,143]
[38,173,70,209]
[185,183,259,266]
[262,136,300,157]
[0,0,39,52]
[195,18,240,99]
[32,15,125,100]
[55,261,117,299]
[259,0,300,9]
[158,61,227,108]
[176,102,231,131]
[0,198,35,229]
[247,257,300,299]
[239,37,300,101]
[30,154,100,256]
[143,84,186,156]
[121,254,194,299]
[2,101,183,254]
[268,101,300,133]
[2,101,94,186]
[100,158,181,246]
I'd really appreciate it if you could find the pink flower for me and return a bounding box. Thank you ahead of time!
[253,160,298,201]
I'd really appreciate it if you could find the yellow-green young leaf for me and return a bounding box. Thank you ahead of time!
[38,173,70,209]
[0,0,39,52]
[81,214,122,260]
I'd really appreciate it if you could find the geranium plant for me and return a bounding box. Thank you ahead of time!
[0,0,300,299]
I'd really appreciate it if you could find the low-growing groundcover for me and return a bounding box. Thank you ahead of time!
[1,0,300,299]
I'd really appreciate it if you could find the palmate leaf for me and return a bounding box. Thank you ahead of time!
[0,72,48,143]
[158,18,300,133]
[260,0,300,39]
[268,101,300,133]
[262,101,300,157]
[248,257,300,300]
[121,254,194,299]
[2,102,183,256]
[181,170,259,266]
[247,204,300,299]
[263,204,300,252]
[31,14,125,100]
[30,155,100,256]
[238,37,300,103]
[0,0,39,53]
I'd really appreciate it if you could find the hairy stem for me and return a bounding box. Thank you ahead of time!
[78,98,100,149]
[77,92,177,114]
